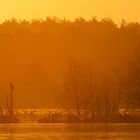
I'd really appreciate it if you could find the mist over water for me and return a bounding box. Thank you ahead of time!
[0,123,140,140]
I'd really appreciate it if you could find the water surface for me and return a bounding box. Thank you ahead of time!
[0,123,140,140]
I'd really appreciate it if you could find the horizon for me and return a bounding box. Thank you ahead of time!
[0,17,136,28]
[0,17,139,26]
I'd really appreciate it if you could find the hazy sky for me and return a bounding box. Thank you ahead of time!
[0,0,140,24]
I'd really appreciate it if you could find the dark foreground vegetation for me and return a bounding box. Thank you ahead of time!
[37,109,140,123]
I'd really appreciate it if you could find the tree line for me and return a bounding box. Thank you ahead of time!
[0,17,140,112]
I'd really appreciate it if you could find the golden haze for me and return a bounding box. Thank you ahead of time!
[0,0,140,23]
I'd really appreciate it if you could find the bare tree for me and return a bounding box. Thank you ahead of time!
[7,82,14,118]
[63,59,84,122]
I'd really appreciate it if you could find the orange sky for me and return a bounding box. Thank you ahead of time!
[0,0,140,24]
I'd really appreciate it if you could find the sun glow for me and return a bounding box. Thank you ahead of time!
[0,0,140,23]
